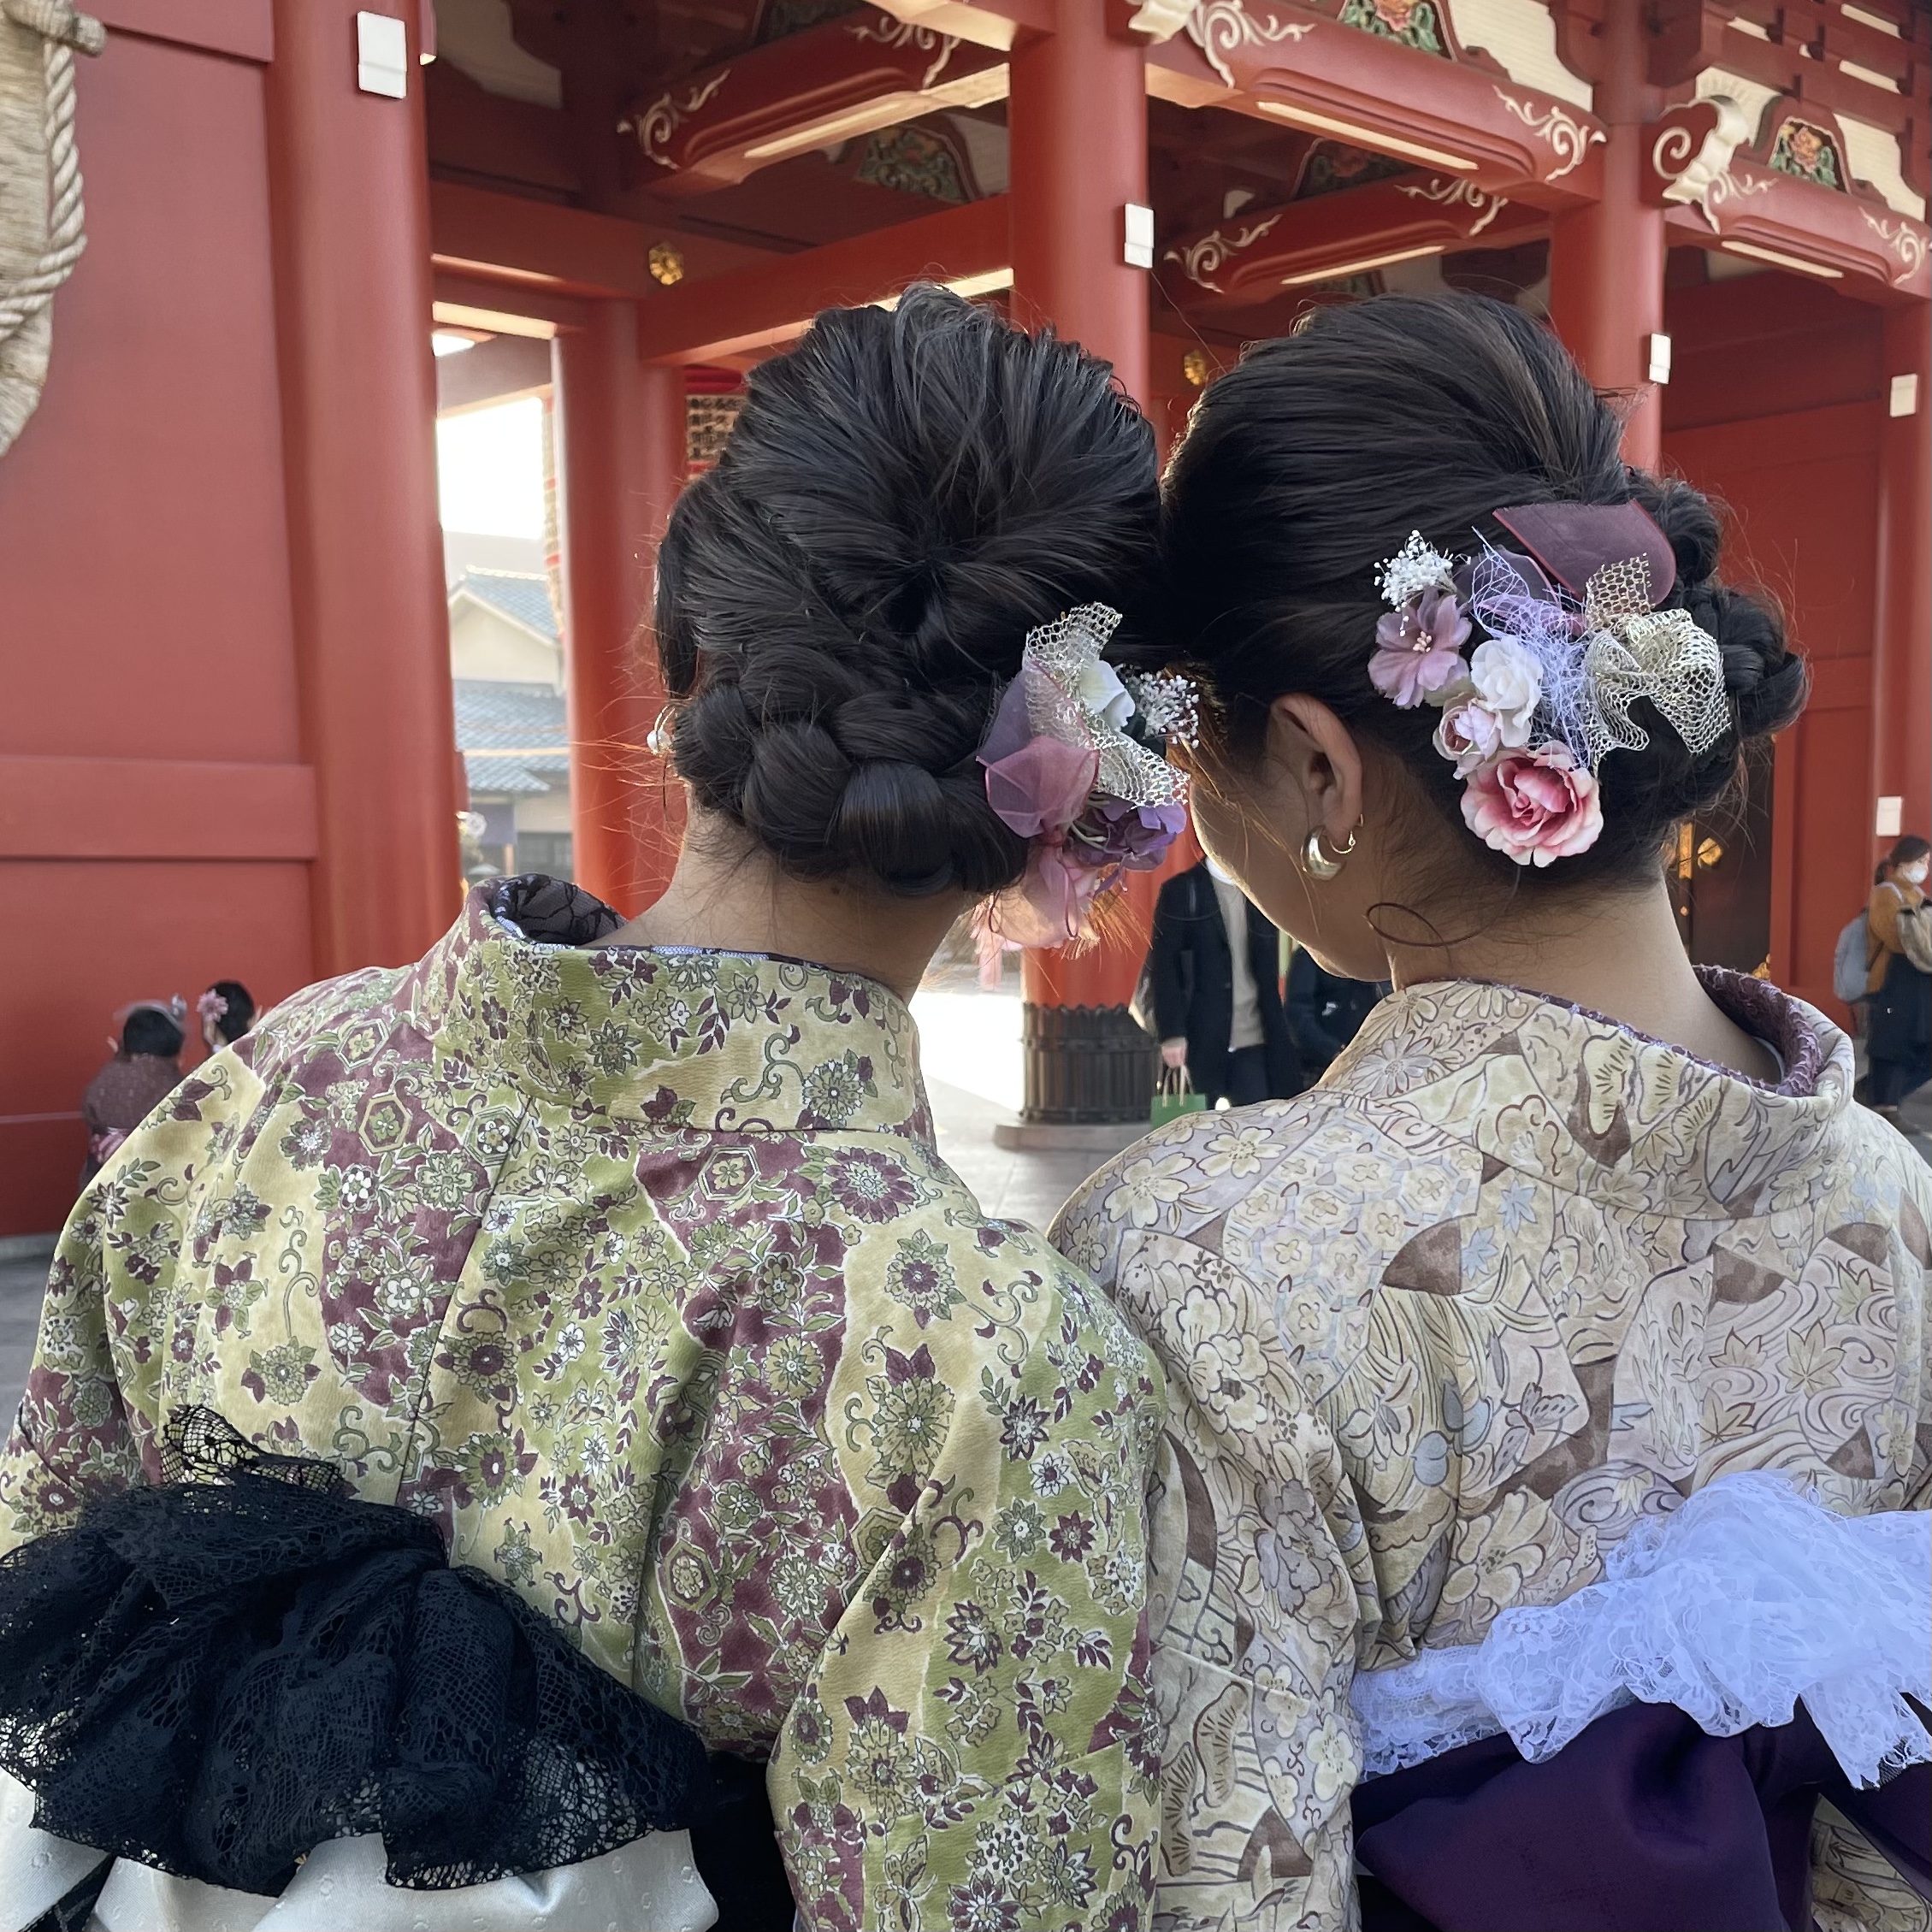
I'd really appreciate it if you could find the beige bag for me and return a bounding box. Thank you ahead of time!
[1894,901,1932,974]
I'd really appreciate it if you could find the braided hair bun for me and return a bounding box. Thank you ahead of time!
[1160,293,1808,891]
[656,287,1158,895]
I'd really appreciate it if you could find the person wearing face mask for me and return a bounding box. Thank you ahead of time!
[1864,833,1932,1118]
[1149,852,1302,1105]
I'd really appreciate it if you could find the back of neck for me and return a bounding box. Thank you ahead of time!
[1385,877,1778,1082]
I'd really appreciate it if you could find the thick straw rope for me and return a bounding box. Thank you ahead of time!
[0,0,104,456]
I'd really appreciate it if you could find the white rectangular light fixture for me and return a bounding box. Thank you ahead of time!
[1889,372,1919,417]
[1124,203,1155,270]
[1877,795,1904,837]
[356,11,409,97]
[1255,100,1476,171]
[1718,239,1842,278]
[1646,332,1673,384]
[1283,243,1445,287]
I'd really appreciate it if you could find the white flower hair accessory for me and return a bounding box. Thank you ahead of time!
[1366,504,1732,866]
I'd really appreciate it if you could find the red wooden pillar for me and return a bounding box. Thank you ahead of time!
[1872,303,1932,858]
[1546,0,1666,469]
[552,307,685,913]
[1009,0,1156,1123]
[635,360,689,901]
[265,0,457,973]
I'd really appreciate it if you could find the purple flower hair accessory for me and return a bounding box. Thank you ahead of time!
[1369,587,1473,707]
[973,605,1190,980]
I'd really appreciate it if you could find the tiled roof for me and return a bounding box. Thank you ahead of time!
[464,754,562,795]
[453,678,569,799]
[452,568,558,643]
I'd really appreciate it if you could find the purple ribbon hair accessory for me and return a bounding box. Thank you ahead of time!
[973,606,1190,970]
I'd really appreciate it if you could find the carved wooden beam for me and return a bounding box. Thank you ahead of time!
[1161,174,1545,305]
[627,14,1007,198]
[637,195,1010,363]
[429,181,777,305]
[1646,97,1929,300]
[868,0,1049,50]
[1145,0,1608,206]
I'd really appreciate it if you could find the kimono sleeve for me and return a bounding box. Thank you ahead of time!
[0,1072,238,1549]
[767,1263,1167,1932]
[1058,1195,1378,1931]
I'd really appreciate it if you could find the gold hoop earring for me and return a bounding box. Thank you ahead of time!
[1303,824,1356,881]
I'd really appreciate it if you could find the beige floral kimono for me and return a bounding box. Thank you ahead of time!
[0,879,1167,1932]
[1054,972,1932,1930]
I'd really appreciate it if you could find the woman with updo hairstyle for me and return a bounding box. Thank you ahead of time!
[1056,296,1930,1931]
[0,290,1168,1931]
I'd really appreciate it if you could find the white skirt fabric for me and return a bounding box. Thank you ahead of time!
[0,1771,718,1932]
[1351,1473,1932,1787]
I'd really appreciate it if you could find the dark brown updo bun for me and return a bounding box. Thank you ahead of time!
[655,287,1159,895]
[1157,293,1807,891]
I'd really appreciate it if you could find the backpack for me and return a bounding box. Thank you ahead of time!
[1833,910,1872,1004]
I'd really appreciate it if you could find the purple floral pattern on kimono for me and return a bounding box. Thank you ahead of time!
[0,877,1166,1932]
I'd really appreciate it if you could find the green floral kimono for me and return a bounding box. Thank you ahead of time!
[0,878,1166,1931]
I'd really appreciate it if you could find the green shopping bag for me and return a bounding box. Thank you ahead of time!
[1151,1064,1208,1129]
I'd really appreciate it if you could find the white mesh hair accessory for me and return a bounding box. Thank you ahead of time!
[1572,557,1731,770]
[1464,547,1731,777]
[1018,605,1188,808]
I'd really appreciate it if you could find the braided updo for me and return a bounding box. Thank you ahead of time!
[656,287,1159,895]
[1158,293,1808,892]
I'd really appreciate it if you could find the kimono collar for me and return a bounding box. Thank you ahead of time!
[407,877,926,1135]
[1325,970,1858,1220]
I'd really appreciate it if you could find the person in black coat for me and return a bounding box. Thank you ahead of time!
[1149,859,1300,1105]
[1285,949,1385,1084]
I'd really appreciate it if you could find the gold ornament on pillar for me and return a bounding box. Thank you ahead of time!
[647,240,685,287]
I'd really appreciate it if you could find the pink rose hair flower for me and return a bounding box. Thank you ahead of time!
[1461,742,1603,867]
[1369,588,1472,708]
[1433,699,1504,777]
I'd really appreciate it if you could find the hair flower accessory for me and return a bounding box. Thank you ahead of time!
[974,605,1188,977]
[1466,636,1541,747]
[1371,534,1470,708]
[1462,741,1603,867]
[1370,587,1471,708]
[1367,505,1732,867]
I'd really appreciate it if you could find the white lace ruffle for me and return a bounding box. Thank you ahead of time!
[1352,1474,1931,1789]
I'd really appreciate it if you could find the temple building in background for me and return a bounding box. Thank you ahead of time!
[0,0,1926,1234]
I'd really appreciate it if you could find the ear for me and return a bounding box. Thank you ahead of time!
[1266,694,1365,845]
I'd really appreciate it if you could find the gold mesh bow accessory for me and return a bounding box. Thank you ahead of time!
[1575,557,1730,771]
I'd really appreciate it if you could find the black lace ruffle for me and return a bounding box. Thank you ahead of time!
[0,1409,712,1895]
